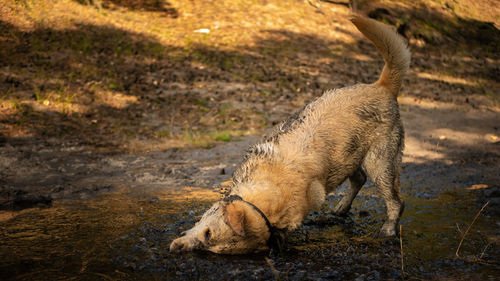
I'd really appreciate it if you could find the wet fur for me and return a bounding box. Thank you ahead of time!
[170,13,411,254]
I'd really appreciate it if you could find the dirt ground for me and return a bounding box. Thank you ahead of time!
[1,99,499,280]
[0,0,499,280]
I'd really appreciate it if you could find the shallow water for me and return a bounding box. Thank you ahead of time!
[1,180,498,280]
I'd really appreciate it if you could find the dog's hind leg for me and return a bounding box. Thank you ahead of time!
[363,136,404,237]
[333,168,367,215]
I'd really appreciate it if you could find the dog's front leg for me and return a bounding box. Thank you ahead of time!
[307,180,326,210]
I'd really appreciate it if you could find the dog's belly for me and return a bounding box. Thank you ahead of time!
[323,151,365,192]
[325,172,353,192]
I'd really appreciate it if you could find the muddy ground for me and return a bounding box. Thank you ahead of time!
[1,97,499,280]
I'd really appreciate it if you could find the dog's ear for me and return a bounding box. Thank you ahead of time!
[223,202,246,236]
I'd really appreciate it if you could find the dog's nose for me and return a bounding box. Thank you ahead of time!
[169,237,199,253]
[169,239,186,252]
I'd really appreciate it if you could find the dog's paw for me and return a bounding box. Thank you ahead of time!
[332,203,351,216]
[373,221,398,238]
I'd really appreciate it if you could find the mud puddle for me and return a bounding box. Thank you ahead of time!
[1,179,498,280]
[0,185,218,280]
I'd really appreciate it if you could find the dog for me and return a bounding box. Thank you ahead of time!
[170,13,411,254]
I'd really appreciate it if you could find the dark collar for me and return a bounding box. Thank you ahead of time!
[223,194,284,250]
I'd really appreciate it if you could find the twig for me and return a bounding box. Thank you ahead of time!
[455,222,463,236]
[455,201,489,258]
[478,242,492,260]
[400,224,405,281]
[265,257,281,281]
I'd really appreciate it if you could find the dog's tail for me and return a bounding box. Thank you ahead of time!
[350,13,411,97]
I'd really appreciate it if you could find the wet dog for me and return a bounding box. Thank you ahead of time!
[170,13,410,254]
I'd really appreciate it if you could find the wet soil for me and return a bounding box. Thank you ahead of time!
[1,99,499,280]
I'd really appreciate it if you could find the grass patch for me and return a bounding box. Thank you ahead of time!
[212,131,233,142]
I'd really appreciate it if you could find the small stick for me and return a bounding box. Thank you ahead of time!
[455,201,489,258]
[478,242,492,260]
[455,222,463,236]
[400,224,405,281]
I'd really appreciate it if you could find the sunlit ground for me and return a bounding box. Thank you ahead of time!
[1,0,498,151]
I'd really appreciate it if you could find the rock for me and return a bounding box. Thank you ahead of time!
[355,273,366,281]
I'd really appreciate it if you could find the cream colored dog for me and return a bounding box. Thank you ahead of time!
[170,13,411,254]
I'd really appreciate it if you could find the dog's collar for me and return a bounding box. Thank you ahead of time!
[223,194,284,250]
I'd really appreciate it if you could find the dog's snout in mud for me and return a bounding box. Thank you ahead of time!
[169,236,197,253]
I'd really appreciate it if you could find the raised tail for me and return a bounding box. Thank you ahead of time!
[350,13,411,97]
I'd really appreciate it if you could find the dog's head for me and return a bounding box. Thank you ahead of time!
[169,199,271,254]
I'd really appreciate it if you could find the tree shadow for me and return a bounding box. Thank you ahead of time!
[0,19,181,146]
[362,1,500,53]
[1,10,498,150]
[0,17,362,150]
[74,0,179,17]
[357,2,499,107]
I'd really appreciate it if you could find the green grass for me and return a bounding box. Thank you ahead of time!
[212,131,233,142]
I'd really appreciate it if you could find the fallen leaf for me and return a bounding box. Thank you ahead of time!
[485,134,499,143]
[467,184,488,190]
[194,29,210,34]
